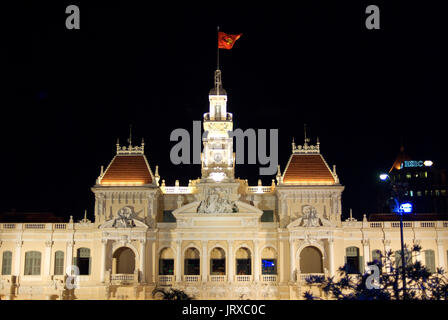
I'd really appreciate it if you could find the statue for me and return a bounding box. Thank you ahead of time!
[112,206,135,228]
[197,188,238,214]
[301,205,321,227]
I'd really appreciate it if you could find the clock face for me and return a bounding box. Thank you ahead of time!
[214,153,223,163]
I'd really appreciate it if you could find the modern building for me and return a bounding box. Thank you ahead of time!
[375,146,448,218]
[1,70,447,300]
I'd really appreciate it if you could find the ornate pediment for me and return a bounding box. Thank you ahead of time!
[100,206,148,229]
[197,187,238,214]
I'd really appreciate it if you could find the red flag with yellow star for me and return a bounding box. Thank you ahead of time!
[218,32,242,49]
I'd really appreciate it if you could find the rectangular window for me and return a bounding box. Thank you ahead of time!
[163,210,176,222]
[210,259,226,275]
[159,259,174,275]
[261,259,277,275]
[261,210,274,222]
[2,251,12,275]
[184,259,200,275]
[54,251,64,275]
[236,259,251,275]
[24,251,41,275]
[425,250,436,273]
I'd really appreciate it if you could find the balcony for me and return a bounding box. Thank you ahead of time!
[299,273,324,282]
[158,275,174,286]
[110,273,137,284]
[261,275,278,283]
[235,275,252,282]
[209,275,226,282]
[183,275,201,283]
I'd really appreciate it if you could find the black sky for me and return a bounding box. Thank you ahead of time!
[2,1,447,221]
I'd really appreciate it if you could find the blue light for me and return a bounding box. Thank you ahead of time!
[399,202,413,214]
[379,174,389,181]
[262,260,274,268]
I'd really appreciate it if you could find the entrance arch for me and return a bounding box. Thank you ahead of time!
[113,247,136,274]
[299,246,323,273]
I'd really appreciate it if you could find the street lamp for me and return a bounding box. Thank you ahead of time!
[379,173,412,299]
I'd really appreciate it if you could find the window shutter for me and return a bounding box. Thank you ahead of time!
[425,250,435,273]
[359,256,364,274]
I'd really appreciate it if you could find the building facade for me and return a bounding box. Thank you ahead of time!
[1,70,448,300]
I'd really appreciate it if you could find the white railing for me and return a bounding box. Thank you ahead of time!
[369,222,383,228]
[299,273,324,282]
[2,223,16,229]
[183,275,201,282]
[261,275,277,283]
[111,274,135,281]
[24,223,45,229]
[161,186,193,194]
[247,186,274,194]
[235,275,252,282]
[421,222,435,228]
[209,275,226,282]
[54,224,67,230]
[158,275,174,285]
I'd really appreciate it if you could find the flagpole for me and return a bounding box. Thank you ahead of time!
[217,26,220,70]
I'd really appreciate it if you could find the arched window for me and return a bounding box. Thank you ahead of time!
[261,247,277,275]
[184,248,200,275]
[159,248,174,275]
[54,251,64,275]
[24,251,41,275]
[345,247,363,274]
[300,246,323,274]
[394,249,412,269]
[236,248,252,275]
[210,248,226,275]
[76,248,91,275]
[424,250,435,273]
[1,251,12,275]
[113,247,135,274]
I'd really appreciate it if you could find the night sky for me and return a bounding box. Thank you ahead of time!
[3,1,447,221]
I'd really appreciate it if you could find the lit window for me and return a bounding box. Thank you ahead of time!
[409,190,413,197]
[417,191,422,197]
[435,190,440,196]
[424,171,428,178]
[406,173,412,179]
[441,190,447,196]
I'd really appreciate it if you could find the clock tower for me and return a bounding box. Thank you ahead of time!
[201,69,235,182]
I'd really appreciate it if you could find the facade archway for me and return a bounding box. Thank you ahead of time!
[113,247,136,274]
[236,247,252,275]
[184,247,200,275]
[210,247,226,275]
[299,246,323,273]
[159,247,175,275]
[261,246,277,275]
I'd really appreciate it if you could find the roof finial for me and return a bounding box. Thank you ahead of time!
[128,124,132,147]
[292,137,296,152]
[304,124,310,146]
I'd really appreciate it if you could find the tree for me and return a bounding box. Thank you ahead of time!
[152,287,194,300]
[303,244,448,300]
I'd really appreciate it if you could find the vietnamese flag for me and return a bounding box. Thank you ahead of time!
[218,32,242,49]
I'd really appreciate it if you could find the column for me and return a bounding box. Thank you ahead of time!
[100,239,107,282]
[254,240,260,282]
[289,239,295,282]
[139,239,146,283]
[228,240,234,282]
[14,241,22,276]
[152,241,156,283]
[362,239,370,270]
[44,241,53,278]
[328,238,335,277]
[66,241,74,275]
[175,240,181,282]
[436,239,445,270]
[201,241,208,282]
[279,239,286,283]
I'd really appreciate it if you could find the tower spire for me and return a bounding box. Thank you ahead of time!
[217,26,220,71]
[128,124,132,146]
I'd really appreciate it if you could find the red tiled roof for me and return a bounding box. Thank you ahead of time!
[100,155,153,185]
[283,154,336,184]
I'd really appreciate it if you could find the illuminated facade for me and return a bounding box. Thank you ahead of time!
[1,70,447,300]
